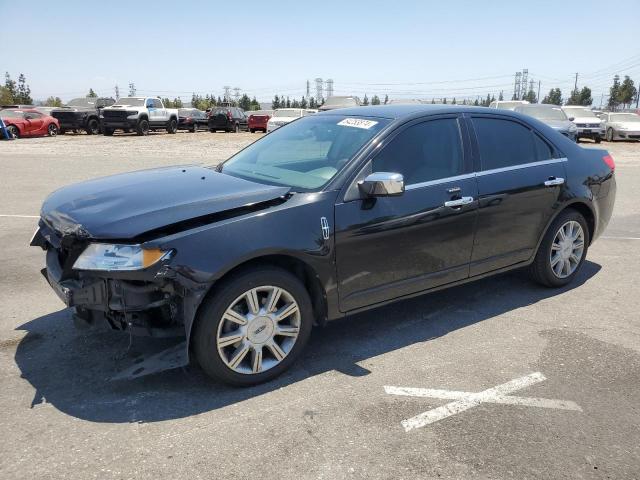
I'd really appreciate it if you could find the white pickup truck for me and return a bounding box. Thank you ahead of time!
[100,97,179,136]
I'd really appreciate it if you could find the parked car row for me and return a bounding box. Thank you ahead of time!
[490,99,640,143]
[0,108,60,138]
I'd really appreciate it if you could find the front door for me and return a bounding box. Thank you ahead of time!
[466,115,567,276]
[334,116,478,312]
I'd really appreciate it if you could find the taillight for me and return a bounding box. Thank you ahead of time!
[227,111,232,121]
[602,154,615,171]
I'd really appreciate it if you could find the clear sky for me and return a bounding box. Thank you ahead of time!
[2,0,639,105]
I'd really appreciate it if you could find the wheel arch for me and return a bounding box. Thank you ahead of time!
[187,253,328,351]
[535,200,596,256]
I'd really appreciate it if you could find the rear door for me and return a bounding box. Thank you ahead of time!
[334,116,478,311]
[466,114,566,276]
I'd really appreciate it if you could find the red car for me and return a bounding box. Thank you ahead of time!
[248,110,273,133]
[0,108,59,138]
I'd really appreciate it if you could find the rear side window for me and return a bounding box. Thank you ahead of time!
[533,133,554,160]
[472,118,537,170]
[372,118,464,185]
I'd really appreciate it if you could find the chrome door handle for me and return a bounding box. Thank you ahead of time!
[444,196,474,208]
[544,177,565,186]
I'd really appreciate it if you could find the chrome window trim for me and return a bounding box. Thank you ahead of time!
[475,157,567,177]
[403,157,567,191]
[405,173,476,191]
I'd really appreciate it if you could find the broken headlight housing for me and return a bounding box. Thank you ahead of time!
[73,244,172,271]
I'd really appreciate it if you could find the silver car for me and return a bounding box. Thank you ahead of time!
[602,112,640,142]
[514,104,577,142]
[561,106,604,143]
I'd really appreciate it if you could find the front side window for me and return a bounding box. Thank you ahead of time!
[372,118,464,185]
[221,115,390,191]
[152,99,163,108]
[24,112,43,120]
[473,118,537,170]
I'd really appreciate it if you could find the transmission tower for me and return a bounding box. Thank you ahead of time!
[223,86,231,103]
[513,72,521,100]
[233,87,241,103]
[315,78,323,104]
[520,69,528,100]
[528,79,535,99]
[325,79,334,99]
[114,85,120,99]
[128,82,136,96]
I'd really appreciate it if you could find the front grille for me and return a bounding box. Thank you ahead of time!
[587,123,600,128]
[103,110,129,120]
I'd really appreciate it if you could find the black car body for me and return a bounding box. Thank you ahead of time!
[33,105,616,385]
[208,107,248,132]
[178,108,207,132]
[52,97,115,135]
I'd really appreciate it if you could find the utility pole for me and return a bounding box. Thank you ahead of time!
[537,80,541,104]
[573,72,579,93]
[600,93,604,109]
[306,80,310,99]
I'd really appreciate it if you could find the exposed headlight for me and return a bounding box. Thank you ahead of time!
[99,114,104,119]
[73,244,172,271]
[126,110,139,118]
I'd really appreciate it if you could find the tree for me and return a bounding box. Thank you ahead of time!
[0,86,13,104]
[300,97,308,109]
[87,88,97,98]
[452,97,457,104]
[362,94,369,106]
[309,98,317,109]
[4,72,17,99]
[431,98,435,104]
[272,95,280,110]
[44,96,63,107]
[608,75,621,110]
[498,91,504,101]
[473,98,479,106]
[442,97,447,104]
[371,95,381,105]
[524,88,537,103]
[15,73,32,104]
[384,94,389,105]
[238,94,251,111]
[578,86,592,106]
[541,88,562,105]
[250,97,261,110]
[618,76,637,109]
[485,93,491,106]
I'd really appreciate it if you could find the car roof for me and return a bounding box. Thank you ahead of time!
[316,104,512,119]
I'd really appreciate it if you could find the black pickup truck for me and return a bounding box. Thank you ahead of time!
[52,97,115,135]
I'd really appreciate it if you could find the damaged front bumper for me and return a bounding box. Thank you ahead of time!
[33,223,196,338]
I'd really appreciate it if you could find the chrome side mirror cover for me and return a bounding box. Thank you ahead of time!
[358,172,405,197]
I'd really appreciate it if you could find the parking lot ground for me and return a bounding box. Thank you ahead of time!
[1,134,639,479]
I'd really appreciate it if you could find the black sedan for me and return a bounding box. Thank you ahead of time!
[177,108,207,132]
[32,105,616,386]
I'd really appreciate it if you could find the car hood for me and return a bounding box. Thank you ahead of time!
[53,106,94,113]
[269,117,298,122]
[571,116,602,123]
[41,166,290,240]
[610,122,640,129]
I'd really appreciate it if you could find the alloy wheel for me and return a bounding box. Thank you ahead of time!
[216,286,301,375]
[48,124,58,136]
[549,220,585,278]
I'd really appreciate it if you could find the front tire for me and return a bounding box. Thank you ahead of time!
[48,124,58,136]
[595,136,601,144]
[136,118,150,136]
[529,209,589,288]
[193,267,313,386]
[103,127,114,136]
[606,128,615,142]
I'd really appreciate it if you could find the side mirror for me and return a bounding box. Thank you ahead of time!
[358,172,404,197]
[568,117,575,121]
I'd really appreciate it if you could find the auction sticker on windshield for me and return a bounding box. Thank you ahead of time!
[337,118,379,129]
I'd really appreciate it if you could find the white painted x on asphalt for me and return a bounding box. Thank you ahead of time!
[385,372,582,432]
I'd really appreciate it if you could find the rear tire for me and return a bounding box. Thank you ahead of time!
[136,118,150,136]
[528,209,590,288]
[103,128,115,136]
[595,136,601,144]
[209,128,216,133]
[59,128,66,135]
[250,128,255,133]
[86,118,100,135]
[167,118,178,134]
[193,267,313,386]
[234,124,240,133]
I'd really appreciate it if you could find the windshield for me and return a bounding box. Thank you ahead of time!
[610,114,640,123]
[221,115,390,191]
[520,106,567,120]
[113,97,146,107]
[274,109,302,118]
[564,108,597,118]
[0,110,23,119]
[495,102,524,110]
[178,108,196,116]
[67,98,96,107]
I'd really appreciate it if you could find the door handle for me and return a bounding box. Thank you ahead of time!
[444,196,474,208]
[544,177,565,186]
